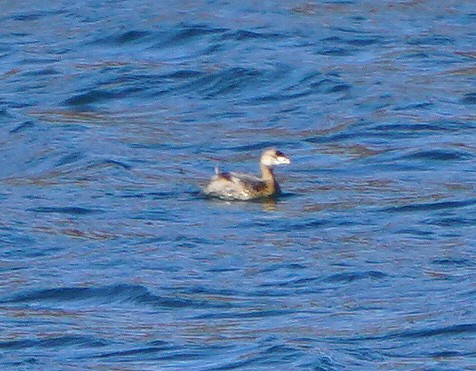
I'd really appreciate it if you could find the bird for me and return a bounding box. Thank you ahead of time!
[203,148,290,200]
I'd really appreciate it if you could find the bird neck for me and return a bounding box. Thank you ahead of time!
[260,164,275,183]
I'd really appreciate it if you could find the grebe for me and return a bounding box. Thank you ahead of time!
[203,148,290,200]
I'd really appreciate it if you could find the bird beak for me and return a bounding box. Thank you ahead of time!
[277,156,291,165]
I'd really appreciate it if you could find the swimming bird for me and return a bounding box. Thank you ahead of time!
[203,148,290,200]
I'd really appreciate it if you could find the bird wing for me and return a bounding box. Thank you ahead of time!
[228,172,266,192]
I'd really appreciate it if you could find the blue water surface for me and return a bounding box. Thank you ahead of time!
[1,0,475,369]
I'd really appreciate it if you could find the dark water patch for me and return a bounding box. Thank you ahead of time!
[343,347,386,363]
[12,13,45,21]
[0,336,108,350]
[3,358,39,368]
[321,36,344,45]
[428,350,468,359]
[94,344,174,359]
[285,68,319,88]
[91,30,154,46]
[1,284,233,309]
[117,192,145,199]
[396,228,435,237]
[384,199,476,213]
[402,149,472,162]
[55,152,83,167]
[306,74,351,94]
[250,74,349,104]
[62,81,149,106]
[0,286,124,304]
[347,38,381,47]
[195,309,292,321]
[0,235,36,252]
[219,29,284,42]
[163,69,203,79]
[152,24,227,49]
[328,83,351,93]
[185,286,241,297]
[210,339,342,370]
[20,57,61,65]
[369,121,473,135]
[406,35,455,46]
[325,271,387,283]
[276,191,299,200]
[346,323,476,343]
[321,35,382,49]
[9,120,35,133]
[317,47,353,57]
[0,107,10,117]
[63,90,118,106]
[393,101,434,111]
[174,236,217,249]
[148,191,180,199]
[173,23,227,40]
[86,343,233,364]
[40,335,108,348]
[87,159,132,171]
[11,9,66,22]
[207,356,262,370]
[257,277,319,290]
[259,344,302,361]
[333,26,372,35]
[114,30,152,45]
[399,51,431,61]
[156,350,223,363]
[206,266,241,273]
[22,67,60,77]
[424,216,475,227]
[27,207,104,215]
[400,324,476,339]
[461,93,476,105]
[176,66,264,98]
[303,121,370,144]
[432,258,475,268]
[260,263,308,274]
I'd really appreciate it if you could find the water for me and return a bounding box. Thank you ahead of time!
[1,0,475,369]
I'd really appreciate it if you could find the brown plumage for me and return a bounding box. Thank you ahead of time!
[203,148,291,200]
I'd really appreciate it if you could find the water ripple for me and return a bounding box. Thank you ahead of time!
[384,199,476,213]
[0,336,109,350]
[1,1,475,369]
[1,284,234,309]
[27,207,104,215]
